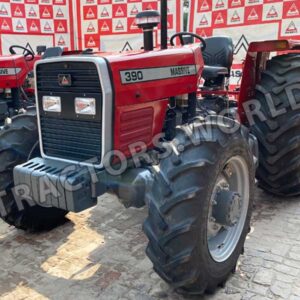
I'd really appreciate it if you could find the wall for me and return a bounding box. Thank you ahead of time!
[76,0,183,52]
[0,0,184,54]
[0,0,75,54]
[189,0,300,87]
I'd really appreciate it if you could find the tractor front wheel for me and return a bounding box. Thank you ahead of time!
[143,118,255,294]
[0,109,68,231]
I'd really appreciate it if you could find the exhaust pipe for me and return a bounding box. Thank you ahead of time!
[136,10,160,51]
[160,0,168,50]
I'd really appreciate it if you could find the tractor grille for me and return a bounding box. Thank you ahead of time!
[36,61,103,164]
[40,117,102,163]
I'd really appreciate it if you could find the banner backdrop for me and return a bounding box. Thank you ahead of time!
[189,0,300,87]
[0,0,183,54]
[0,0,75,55]
[76,0,184,52]
[2,0,298,65]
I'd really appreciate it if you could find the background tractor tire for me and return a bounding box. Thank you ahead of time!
[250,53,300,196]
[0,108,68,232]
[143,118,255,295]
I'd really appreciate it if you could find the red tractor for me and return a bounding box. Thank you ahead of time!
[0,45,40,123]
[1,1,300,294]
[0,44,65,227]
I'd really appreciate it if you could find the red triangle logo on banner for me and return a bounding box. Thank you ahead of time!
[146,4,153,10]
[86,8,95,18]
[285,21,298,34]
[87,22,95,32]
[200,0,209,11]
[116,6,124,17]
[87,37,96,47]
[56,8,64,18]
[231,11,240,22]
[200,15,208,25]
[1,20,10,31]
[30,21,38,31]
[248,8,258,20]
[130,19,138,30]
[130,5,138,16]
[0,5,8,16]
[58,36,66,46]
[101,21,109,31]
[287,3,299,17]
[42,8,51,18]
[44,21,52,31]
[57,22,65,32]
[28,6,37,17]
[199,29,208,38]
[14,6,23,17]
[215,0,225,9]
[215,12,224,24]
[101,7,109,17]
[266,5,278,18]
[16,20,24,30]
[115,20,124,30]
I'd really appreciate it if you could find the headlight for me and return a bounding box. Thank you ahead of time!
[43,96,61,112]
[75,97,96,115]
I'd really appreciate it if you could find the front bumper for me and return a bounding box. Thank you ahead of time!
[13,157,152,212]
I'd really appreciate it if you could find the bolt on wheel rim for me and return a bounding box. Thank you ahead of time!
[207,155,250,263]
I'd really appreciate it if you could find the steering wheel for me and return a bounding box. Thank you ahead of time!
[9,45,35,61]
[170,32,206,51]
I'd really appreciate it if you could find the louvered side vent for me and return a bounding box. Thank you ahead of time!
[119,107,154,152]
[36,61,102,164]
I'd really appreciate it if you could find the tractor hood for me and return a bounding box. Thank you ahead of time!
[0,55,31,89]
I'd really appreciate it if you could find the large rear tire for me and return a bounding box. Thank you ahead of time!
[250,53,300,196]
[0,109,68,231]
[143,118,255,294]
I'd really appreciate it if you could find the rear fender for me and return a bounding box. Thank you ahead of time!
[238,39,300,124]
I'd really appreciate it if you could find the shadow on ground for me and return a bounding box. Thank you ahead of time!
[0,186,300,299]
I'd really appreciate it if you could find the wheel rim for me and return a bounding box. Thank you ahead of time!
[207,155,249,263]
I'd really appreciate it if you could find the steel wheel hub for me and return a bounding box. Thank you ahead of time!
[213,190,242,227]
[207,156,249,262]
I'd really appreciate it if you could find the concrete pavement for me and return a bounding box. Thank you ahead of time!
[1,186,300,300]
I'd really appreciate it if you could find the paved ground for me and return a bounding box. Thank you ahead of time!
[1,186,300,300]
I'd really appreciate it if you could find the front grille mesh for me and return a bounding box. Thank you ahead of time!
[40,116,102,163]
[37,61,103,164]
[36,62,101,93]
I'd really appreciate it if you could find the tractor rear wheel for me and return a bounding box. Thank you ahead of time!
[0,108,68,231]
[144,118,255,294]
[250,53,300,196]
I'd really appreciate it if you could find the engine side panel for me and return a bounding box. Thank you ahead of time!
[106,45,203,155]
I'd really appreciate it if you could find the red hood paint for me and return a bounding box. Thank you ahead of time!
[0,54,40,89]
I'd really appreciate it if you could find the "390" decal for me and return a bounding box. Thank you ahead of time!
[120,65,197,84]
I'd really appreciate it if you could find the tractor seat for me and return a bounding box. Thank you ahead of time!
[201,36,234,82]
[42,47,63,59]
[202,66,229,79]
